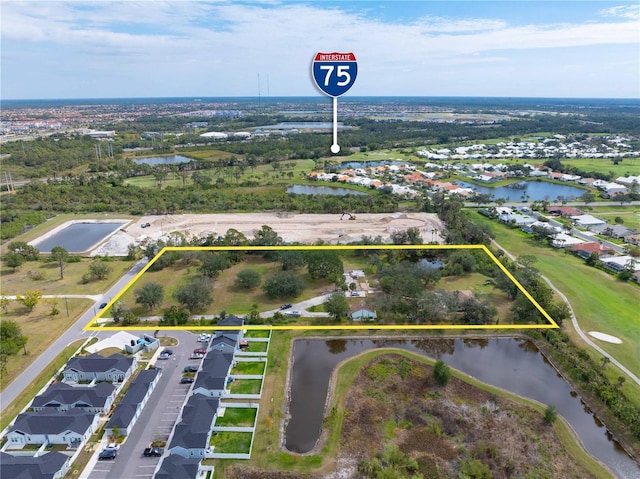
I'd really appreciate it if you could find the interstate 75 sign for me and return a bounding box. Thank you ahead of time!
[312,52,358,97]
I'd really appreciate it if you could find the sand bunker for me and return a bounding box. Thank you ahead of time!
[91,212,444,256]
[588,331,623,344]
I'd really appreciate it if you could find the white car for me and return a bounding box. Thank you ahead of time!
[198,334,211,342]
[106,443,120,451]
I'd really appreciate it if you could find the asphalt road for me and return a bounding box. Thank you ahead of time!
[0,258,148,411]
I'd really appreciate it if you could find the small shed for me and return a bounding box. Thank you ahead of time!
[351,309,377,321]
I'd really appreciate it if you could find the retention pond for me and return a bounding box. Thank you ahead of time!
[31,220,128,253]
[285,337,638,479]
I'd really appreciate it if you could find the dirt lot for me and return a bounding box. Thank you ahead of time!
[93,212,443,255]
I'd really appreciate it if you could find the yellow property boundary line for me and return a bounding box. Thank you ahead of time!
[84,244,559,331]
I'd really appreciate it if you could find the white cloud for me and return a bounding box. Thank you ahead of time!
[600,4,640,20]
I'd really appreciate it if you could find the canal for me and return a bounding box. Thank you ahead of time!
[285,337,638,479]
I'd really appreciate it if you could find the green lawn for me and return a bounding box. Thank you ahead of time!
[228,379,262,395]
[209,431,253,453]
[231,361,266,375]
[584,207,640,232]
[215,407,258,427]
[469,211,640,380]
[560,157,640,176]
[243,341,268,353]
[244,330,270,338]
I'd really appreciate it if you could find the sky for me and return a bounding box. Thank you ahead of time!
[1,1,639,99]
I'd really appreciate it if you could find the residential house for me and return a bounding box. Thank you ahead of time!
[193,350,234,398]
[62,353,135,384]
[209,336,237,354]
[6,408,99,448]
[571,242,615,259]
[571,215,606,228]
[351,308,377,321]
[600,256,640,273]
[589,224,635,239]
[155,454,203,479]
[104,368,160,437]
[0,451,71,479]
[168,395,220,459]
[31,382,116,414]
[551,233,585,248]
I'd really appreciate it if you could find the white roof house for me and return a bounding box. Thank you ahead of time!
[551,234,586,248]
[571,215,606,227]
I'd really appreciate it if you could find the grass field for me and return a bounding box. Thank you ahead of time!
[0,298,94,391]
[209,431,253,453]
[1,258,136,296]
[228,379,262,395]
[215,407,258,427]
[560,157,640,176]
[469,211,640,383]
[584,206,640,232]
[231,361,265,376]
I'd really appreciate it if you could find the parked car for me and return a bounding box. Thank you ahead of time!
[189,353,204,360]
[198,333,211,343]
[284,310,301,317]
[183,365,198,373]
[99,302,108,309]
[193,348,207,355]
[105,443,120,451]
[180,377,194,384]
[141,222,151,228]
[163,349,174,356]
[143,447,163,457]
[280,303,292,310]
[98,449,117,460]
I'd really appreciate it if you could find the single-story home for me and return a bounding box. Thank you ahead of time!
[103,368,160,437]
[600,256,640,273]
[570,215,606,227]
[351,309,377,321]
[62,353,136,384]
[31,381,116,414]
[155,454,204,479]
[551,234,585,248]
[0,451,71,479]
[589,224,636,239]
[6,408,99,448]
[193,351,234,398]
[168,395,220,459]
[571,242,615,259]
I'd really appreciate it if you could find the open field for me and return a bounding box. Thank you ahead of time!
[1,258,136,296]
[102,212,443,252]
[560,157,640,176]
[0,298,92,391]
[585,206,640,232]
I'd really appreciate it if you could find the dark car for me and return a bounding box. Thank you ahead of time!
[180,377,194,384]
[143,447,163,457]
[184,365,198,373]
[141,222,151,228]
[99,302,108,309]
[280,303,292,310]
[163,349,174,356]
[98,449,117,460]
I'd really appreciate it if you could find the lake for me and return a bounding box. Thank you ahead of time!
[285,337,638,479]
[133,155,194,166]
[287,185,368,196]
[457,180,587,201]
[33,222,126,253]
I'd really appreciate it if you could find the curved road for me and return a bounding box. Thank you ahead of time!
[493,239,640,387]
[0,259,149,410]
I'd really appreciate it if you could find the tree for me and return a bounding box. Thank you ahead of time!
[543,404,558,424]
[277,250,306,270]
[433,360,451,386]
[173,277,213,312]
[234,269,261,289]
[161,305,190,326]
[3,252,25,272]
[251,225,283,246]
[16,290,43,312]
[0,296,10,314]
[306,250,344,281]
[262,271,304,299]
[88,261,112,280]
[357,444,421,479]
[135,282,164,311]
[50,246,69,279]
[121,311,140,326]
[580,191,595,206]
[198,252,230,278]
[325,292,349,320]
[7,241,39,261]
[0,320,28,356]
[110,300,125,324]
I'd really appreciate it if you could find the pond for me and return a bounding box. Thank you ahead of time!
[339,160,409,169]
[133,155,194,166]
[457,180,587,202]
[285,337,638,479]
[33,222,127,253]
[286,185,368,196]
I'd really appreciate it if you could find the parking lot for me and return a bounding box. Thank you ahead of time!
[85,330,201,479]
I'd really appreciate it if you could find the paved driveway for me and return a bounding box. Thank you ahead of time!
[83,330,198,479]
